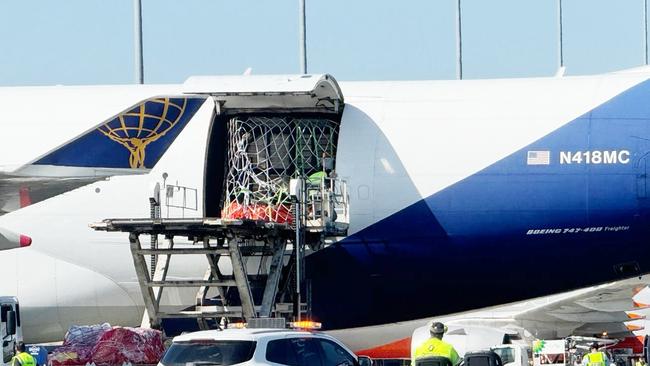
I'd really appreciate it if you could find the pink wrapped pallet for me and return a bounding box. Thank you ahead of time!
[50,323,112,366]
[91,327,164,366]
[49,324,164,366]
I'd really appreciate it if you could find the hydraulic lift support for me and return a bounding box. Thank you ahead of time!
[91,176,349,331]
[91,218,298,329]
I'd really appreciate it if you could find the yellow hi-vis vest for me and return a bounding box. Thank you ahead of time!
[583,351,608,366]
[308,171,327,185]
[12,351,36,366]
[414,337,461,366]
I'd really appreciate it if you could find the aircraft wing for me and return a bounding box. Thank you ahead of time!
[0,95,207,215]
[512,278,648,337]
[408,277,650,359]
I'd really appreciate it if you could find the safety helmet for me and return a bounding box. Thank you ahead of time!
[430,322,447,335]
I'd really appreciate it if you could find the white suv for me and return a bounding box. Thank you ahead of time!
[159,328,361,366]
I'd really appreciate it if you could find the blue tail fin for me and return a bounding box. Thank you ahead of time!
[33,96,206,170]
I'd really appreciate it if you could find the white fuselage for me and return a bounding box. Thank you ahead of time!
[1,69,649,348]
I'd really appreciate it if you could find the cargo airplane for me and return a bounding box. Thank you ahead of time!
[2,69,650,356]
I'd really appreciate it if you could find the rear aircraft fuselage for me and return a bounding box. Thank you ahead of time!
[0,70,650,348]
[313,74,650,330]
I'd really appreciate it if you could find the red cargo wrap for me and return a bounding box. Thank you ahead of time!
[49,324,164,366]
[50,323,111,366]
[222,201,293,224]
[91,327,164,365]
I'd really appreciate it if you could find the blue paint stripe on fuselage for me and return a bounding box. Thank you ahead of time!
[307,78,650,330]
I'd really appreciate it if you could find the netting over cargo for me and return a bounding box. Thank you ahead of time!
[221,116,338,223]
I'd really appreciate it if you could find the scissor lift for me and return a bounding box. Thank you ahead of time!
[91,177,349,331]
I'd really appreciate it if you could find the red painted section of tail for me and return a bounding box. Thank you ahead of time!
[356,337,411,359]
[19,187,32,208]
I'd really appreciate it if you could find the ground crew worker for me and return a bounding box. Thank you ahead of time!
[636,359,647,366]
[307,170,327,186]
[11,342,37,366]
[414,322,460,366]
[582,343,609,366]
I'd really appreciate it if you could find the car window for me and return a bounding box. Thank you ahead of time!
[161,340,256,366]
[493,349,514,364]
[317,339,356,366]
[267,339,299,366]
[266,338,323,366]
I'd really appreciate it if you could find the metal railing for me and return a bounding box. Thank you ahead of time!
[164,184,198,217]
[304,177,349,234]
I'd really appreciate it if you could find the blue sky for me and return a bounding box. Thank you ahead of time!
[0,0,647,85]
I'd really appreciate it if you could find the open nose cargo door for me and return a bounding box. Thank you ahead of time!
[93,74,348,334]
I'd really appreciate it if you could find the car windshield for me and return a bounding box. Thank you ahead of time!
[161,340,256,366]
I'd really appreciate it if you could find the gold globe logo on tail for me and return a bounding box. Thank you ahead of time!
[97,98,187,169]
